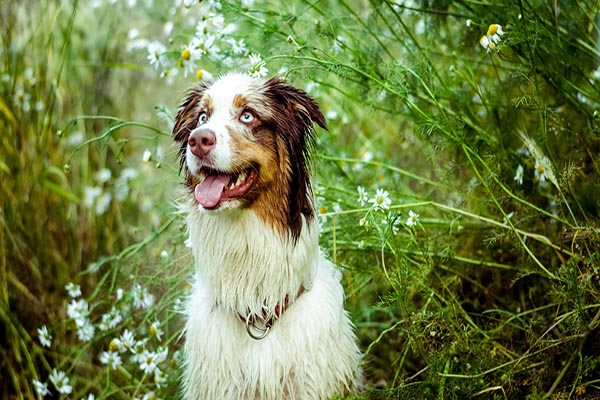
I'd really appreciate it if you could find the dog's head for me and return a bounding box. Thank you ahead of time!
[173,73,326,239]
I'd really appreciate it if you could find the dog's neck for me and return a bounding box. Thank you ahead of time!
[185,201,320,317]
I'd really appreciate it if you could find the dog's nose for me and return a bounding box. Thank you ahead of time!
[188,128,216,157]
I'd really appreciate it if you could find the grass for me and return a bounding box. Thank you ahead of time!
[1,0,600,399]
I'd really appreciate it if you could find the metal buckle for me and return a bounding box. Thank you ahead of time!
[245,316,270,340]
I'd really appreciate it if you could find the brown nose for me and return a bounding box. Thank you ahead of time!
[188,128,216,157]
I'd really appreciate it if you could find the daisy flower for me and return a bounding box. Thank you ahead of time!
[227,38,247,55]
[65,282,82,298]
[368,188,392,211]
[149,320,164,341]
[357,186,368,206]
[99,350,123,370]
[98,307,123,331]
[67,299,90,326]
[139,350,159,374]
[120,329,136,350]
[32,379,49,397]
[480,24,504,53]
[534,158,548,183]
[514,164,524,185]
[49,369,72,395]
[132,283,154,309]
[147,41,168,70]
[248,53,268,78]
[76,321,95,342]
[406,210,420,227]
[37,325,52,348]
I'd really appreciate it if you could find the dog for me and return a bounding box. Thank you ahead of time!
[173,72,362,399]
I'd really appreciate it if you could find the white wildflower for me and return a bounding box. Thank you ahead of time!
[120,329,136,350]
[37,326,52,348]
[76,321,95,342]
[83,186,102,208]
[248,53,268,78]
[147,41,168,70]
[49,369,72,395]
[154,368,168,389]
[406,210,420,227]
[139,350,159,374]
[132,283,155,309]
[130,338,149,364]
[514,164,524,185]
[534,159,548,183]
[95,168,112,183]
[67,299,90,326]
[99,350,123,370]
[98,307,122,331]
[142,391,159,400]
[65,282,82,298]
[94,192,112,215]
[368,188,392,211]
[142,150,152,162]
[357,186,368,206]
[479,24,504,53]
[227,38,247,55]
[149,320,164,341]
[32,379,49,397]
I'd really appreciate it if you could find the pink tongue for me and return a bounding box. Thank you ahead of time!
[194,174,230,208]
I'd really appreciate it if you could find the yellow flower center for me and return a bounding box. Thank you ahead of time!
[319,206,327,215]
[109,340,119,352]
[181,48,191,60]
[487,24,498,36]
[196,69,203,80]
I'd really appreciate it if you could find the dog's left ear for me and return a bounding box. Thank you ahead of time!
[173,82,210,173]
[263,78,327,239]
[264,77,327,135]
[173,81,210,144]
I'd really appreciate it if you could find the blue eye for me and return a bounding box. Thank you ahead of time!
[240,111,255,124]
[199,112,208,124]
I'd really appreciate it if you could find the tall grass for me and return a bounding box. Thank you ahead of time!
[1,0,600,399]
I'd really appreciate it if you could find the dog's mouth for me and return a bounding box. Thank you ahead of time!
[194,166,258,209]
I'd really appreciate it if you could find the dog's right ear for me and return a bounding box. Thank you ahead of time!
[173,82,209,143]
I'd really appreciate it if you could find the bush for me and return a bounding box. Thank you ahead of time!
[1,0,599,399]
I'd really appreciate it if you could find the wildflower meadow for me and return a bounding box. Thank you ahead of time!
[2,0,600,399]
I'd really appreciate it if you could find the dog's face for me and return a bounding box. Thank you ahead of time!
[173,73,326,239]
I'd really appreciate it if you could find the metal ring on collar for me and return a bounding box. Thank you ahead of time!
[245,317,270,340]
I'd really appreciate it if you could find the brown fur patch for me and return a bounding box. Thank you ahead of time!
[233,94,247,111]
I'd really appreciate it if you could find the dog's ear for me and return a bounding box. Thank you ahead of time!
[173,82,210,143]
[263,77,328,162]
[173,82,210,173]
[264,77,327,134]
[263,78,327,239]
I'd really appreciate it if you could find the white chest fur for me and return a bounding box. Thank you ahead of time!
[182,204,361,399]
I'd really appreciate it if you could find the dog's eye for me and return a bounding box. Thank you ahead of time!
[199,112,208,124]
[240,111,255,124]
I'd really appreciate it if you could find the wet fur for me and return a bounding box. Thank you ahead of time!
[173,73,361,399]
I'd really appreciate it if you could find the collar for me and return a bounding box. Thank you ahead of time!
[238,285,306,340]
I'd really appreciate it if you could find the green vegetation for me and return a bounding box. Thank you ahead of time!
[1,0,599,399]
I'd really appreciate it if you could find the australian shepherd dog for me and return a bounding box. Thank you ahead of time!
[173,72,362,399]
